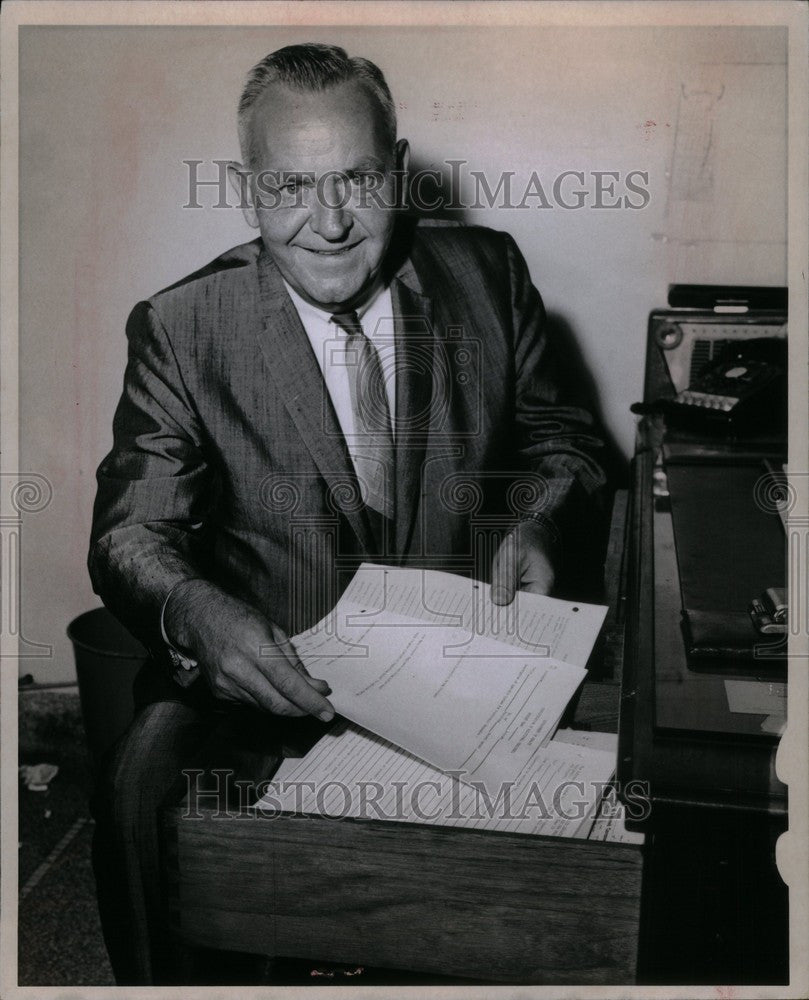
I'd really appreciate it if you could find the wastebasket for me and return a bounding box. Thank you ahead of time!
[67,607,148,772]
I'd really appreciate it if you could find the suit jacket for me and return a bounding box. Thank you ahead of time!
[89,219,607,656]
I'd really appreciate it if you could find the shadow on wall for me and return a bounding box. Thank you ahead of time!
[405,157,467,224]
[546,310,628,491]
[408,155,629,495]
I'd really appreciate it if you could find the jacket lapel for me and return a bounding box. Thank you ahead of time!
[254,247,377,554]
[390,260,435,559]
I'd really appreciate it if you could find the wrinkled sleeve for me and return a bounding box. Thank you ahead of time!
[88,300,213,655]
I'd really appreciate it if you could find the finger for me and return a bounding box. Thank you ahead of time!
[269,624,332,695]
[230,666,308,716]
[519,537,556,597]
[491,532,517,606]
[255,652,335,721]
[208,668,292,713]
[307,677,333,695]
[519,558,555,594]
[239,679,308,716]
[520,568,555,597]
[212,648,315,717]
[289,659,331,692]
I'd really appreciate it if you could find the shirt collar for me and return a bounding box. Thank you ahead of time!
[281,275,388,328]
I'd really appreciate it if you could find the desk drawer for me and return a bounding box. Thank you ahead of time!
[164,809,643,985]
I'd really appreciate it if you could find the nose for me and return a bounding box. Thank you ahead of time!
[309,175,353,242]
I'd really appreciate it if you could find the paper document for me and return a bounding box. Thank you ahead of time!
[554,728,618,754]
[338,564,606,666]
[265,720,616,840]
[761,714,786,736]
[588,785,646,845]
[725,679,787,717]
[292,566,607,792]
[553,731,644,843]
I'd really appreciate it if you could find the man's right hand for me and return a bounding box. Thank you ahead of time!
[163,580,335,721]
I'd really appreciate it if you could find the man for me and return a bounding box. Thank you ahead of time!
[89,42,607,984]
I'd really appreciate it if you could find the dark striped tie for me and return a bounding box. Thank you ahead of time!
[331,311,395,536]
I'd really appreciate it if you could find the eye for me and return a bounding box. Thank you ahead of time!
[349,171,380,188]
[278,174,314,196]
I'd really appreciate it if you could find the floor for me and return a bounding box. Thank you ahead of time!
[18,689,115,986]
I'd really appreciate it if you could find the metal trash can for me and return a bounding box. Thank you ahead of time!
[67,607,147,772]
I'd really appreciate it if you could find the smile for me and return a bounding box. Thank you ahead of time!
[301,244,361,257]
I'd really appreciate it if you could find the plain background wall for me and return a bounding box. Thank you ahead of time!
[19,25,786,681]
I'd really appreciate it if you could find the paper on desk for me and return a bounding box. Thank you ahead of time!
[291,566,607,791]
[294,580,596,792]
[588,785,646,845]
[554,728,618,754]
[549,729,643,842]
[339,564,607,667]
[266,720,616,839]
[761,714,787,736]
[294,607,586,790]
[724,679,787,717]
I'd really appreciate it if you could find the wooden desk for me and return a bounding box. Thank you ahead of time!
[164,799,642,984]
[161,496,645,985]
[162,672,643,984]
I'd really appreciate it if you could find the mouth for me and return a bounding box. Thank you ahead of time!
[300,242,362,257]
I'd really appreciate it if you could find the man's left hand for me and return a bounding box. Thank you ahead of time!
[491,521,556,605]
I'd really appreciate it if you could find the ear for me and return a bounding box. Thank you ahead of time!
[393,139,411,210]
[227,161,259,229]
[395,138,410,176]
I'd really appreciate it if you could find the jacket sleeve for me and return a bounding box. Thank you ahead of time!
[88,300,214,654]
[504,232,608,572]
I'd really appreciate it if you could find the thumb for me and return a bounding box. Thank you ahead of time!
[491,532,517,606]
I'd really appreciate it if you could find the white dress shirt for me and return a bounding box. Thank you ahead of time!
[282,278,397,454]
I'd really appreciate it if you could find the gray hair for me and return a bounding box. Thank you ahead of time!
[238,43,397,168]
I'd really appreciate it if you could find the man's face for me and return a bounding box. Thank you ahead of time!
[243,79,407,312]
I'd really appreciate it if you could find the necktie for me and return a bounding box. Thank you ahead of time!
[330,311,395,533]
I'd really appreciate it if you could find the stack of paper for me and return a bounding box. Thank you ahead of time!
[263,721,616,839]
[261,565,628,840]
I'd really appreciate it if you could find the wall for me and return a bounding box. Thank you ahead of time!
[18,25,786,680]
